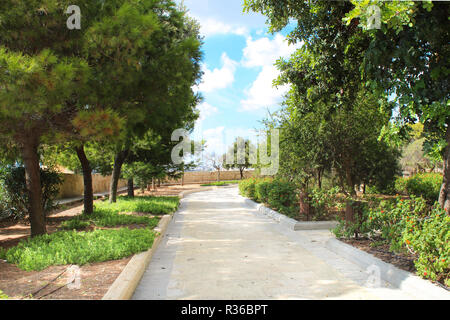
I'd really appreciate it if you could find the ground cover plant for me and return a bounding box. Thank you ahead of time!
[0,195,180,271]
[95,196,179,216]
[0,228,157,271]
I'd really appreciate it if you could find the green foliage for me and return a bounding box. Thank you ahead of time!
[394,176,409,195]
[60,219,91,231]
[0,166,62,219]
[333,195,449,285]
[61,196,177,230]
[393,173,443,203]
[239,178,258,200]
[200,181,239,187]
[406,173,443,204]
[61,209,159,230]
[332,199,378,239]
[239,178,298,218]
[403,204,449,285]
[266,180,298,218]
[95,196,179,216]
[223,137,255,176]
[2,228,157,271]
[254,178,273,204]
[0,289,8,300]
[308,187,343,221]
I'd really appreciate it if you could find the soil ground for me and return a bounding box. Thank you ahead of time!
[0,184,203,300]
[342,238,449,290]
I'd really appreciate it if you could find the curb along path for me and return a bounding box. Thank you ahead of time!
[132,187,444,300]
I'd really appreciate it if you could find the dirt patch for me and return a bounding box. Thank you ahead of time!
[0,184,201,300]
[0,258,130,300]
[341,238,417,273]
[138,184,205,197]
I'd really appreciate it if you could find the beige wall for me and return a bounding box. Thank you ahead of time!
[57,173,127,199]
[164,170,256,185]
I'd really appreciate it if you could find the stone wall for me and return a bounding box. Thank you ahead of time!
[57,174,127,199]
[164,170,256,185]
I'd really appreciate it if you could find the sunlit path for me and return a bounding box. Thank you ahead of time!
[133,187,419,300]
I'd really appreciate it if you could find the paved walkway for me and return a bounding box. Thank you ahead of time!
[133,187,424,300]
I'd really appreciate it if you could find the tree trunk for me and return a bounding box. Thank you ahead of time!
[439,124,450,211]
[21,137,46,237]
[317,169,323,189]
[75,145,94,215]
[109,149,129,203]
[240,167,244,180]
[128,179,134,198]
[345,166,356,196]
[299,191,311,221]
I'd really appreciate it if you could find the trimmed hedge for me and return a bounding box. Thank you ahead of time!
[239,178,298,218]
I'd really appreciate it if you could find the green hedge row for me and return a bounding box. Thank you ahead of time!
[239,178,298,218]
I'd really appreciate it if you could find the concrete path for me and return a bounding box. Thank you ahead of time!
[132,187,425,300]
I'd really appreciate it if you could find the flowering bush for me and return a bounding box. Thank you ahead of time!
[402,204,449,286]
[346,196,450,286]
[308,187,342,221]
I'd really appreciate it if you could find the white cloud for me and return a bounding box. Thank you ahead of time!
[241,65,290,112]
[197,102,218,122]
[240,34,302,111]
[203,126,226,156]
[196,53,238,93]
[195,17,249,38]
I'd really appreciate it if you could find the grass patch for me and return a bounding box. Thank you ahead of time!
[2,228,157,271]
[1,196,179,271]
[0,290,8,300]
[60,209,160,230]
[201,180,240,187]
[61,196,179,230]
[95,196,179,215]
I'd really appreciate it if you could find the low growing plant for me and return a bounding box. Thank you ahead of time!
[2,228,157,271]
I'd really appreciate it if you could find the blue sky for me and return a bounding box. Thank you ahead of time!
[178,0,302,158]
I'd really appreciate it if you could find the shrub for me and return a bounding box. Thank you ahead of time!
[332,199,377,239]
[402,204,449,286]
[394,176,409,195]
[308,187,342,221]
[406,173,442,203]
[2,228,157,271]
[238,178,257,199]
[334,195,449,285]
[254,178,273,203]
[267,180,298,218]
[0,166,62,220]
